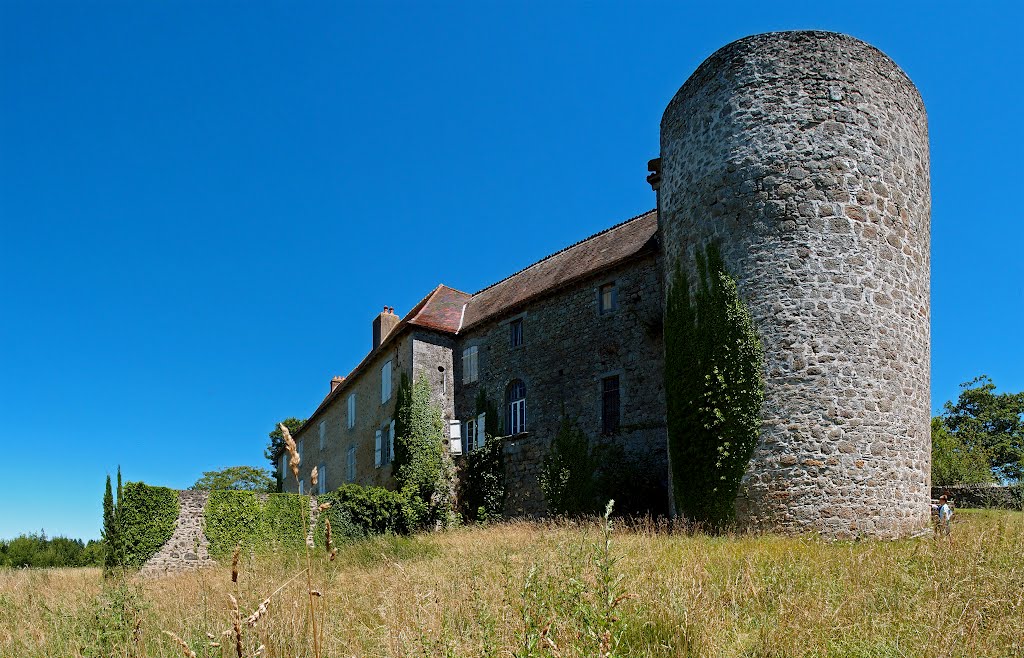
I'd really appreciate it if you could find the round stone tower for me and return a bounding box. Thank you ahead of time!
[658,31,930,538]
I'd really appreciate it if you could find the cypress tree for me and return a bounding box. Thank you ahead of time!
[101,474,118,572]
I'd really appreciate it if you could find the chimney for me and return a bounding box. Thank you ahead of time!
[330,375,344,393]
[372,306,400,351]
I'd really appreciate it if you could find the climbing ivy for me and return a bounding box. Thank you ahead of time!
[665,243,765,529]
[392,374,457,527]
[203,490,306,558]
[118,482,179,567]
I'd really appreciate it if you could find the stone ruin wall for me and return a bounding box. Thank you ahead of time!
[138,490,319,577]
[659,31,931,537]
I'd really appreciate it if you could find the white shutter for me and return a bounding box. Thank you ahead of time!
[449,420,462,455]
[477,412,486,448]
[375,430,382,467]
[319,421,326,449]
[389,419,396,461]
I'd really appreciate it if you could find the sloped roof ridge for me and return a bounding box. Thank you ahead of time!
[471,208,657,297]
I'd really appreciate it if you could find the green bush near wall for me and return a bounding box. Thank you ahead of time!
[118,482,179,567]
[203,490,306,558]
[315,484,422,542]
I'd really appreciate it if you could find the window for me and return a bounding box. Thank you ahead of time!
[599,282,618,314]
[375,420,395,467]
[463,346,479,384]
[346,445,356,482]
[381,360,393,403]
[280,453,288,478]
[318,421,326,450]
[347,393,356,428]
[601,375,621,435]
[464,417,476,454]
[299,479,306,495]
[506,379,526,435]
[317,462,327,494]
[297,439,304,464]
[509,318,523,347]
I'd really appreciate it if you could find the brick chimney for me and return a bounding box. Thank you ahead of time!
[330,375,344,392]
[372,306,400,351]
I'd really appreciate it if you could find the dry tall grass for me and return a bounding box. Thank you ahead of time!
[1,509,1022,657]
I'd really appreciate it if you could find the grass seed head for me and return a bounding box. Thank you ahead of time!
[162,630,197,658]
[311,465,318,488]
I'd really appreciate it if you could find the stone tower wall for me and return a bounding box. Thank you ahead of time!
[659,31,931,537]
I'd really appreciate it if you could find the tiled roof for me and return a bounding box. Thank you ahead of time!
[407,285,471,333]
[460,209,658,330]
[293,209,658,435]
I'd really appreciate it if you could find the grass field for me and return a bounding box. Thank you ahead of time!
[1,509,1022,657]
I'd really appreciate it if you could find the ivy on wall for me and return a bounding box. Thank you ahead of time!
[665,243,765,529]
[203,490,306,558]
[392,374,457,527]
[118,482,179,567]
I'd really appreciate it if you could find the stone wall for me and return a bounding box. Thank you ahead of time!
[454,254,668,516]
[138,490,215,577]
[932,485,1024,510]
[659,31,931,538]
[138,491,320,577]
[287,333,416,494]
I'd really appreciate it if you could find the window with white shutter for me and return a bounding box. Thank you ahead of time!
[299,479,305,495]
[381,360,393,403]
[297,439,304,464]
[374,430,382,467]
[463,418,476,454]
[317,463,327,494]
[347,393,356,429]
[477,412,486,448]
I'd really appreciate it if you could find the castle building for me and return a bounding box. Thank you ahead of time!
[282,209,668,516]
[283,30,931,538]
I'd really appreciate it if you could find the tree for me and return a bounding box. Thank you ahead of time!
[265,417,305,492]
[101,474,119,572]
[192,465,277,492]
[939,376,1024,482]
[931,416,994,485]
[665,243,766,529]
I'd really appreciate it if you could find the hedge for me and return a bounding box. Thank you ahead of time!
[315,484,424,544]
[118,482,179,567]
[203,490,307,558]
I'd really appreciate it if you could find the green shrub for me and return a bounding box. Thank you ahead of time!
[665,243,765,530]
[203,491,306,558]
[316,484,422,538]
[540,418,600,516]
[118,482,179,567]
[460,433,506,522]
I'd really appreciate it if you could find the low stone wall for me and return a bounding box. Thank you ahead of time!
[137,490,320,578]
[932,485,1024,510]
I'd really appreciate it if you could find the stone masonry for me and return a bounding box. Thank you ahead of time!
[658,31,931,537]
[138,490,215,577]
[138,491,321,577]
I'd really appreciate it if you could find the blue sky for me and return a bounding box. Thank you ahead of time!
[1,1,1021,540]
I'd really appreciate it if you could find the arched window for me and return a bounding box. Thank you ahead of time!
[506,379,526,435]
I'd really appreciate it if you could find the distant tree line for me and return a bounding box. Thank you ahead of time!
[0,532,104,568]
